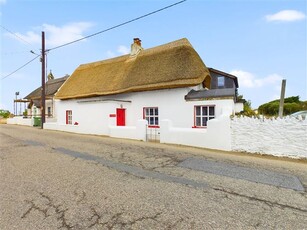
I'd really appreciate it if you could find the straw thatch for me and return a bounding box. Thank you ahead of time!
[55,38,211,100]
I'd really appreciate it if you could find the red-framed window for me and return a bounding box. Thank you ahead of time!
[194,105,215,128]
[66,110,72,125]
[143,107,159,127]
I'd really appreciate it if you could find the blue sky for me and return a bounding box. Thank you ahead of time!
[1,0,306,112]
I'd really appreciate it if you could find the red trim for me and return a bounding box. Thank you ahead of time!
[116,108,126,126]
[66,110,72,125]
[148,125,160,128]
[192,126,207,129]
[109,114,116,118]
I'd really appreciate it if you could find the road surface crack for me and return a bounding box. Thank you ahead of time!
[213,187,307,213]
[87,209,162,229]
[21,192,73,229]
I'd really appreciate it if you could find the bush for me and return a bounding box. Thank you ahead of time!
[258,96,306,116]
[283,103,301,115]
[0,110,10,118]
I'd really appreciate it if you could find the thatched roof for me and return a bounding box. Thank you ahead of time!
[25,76,68,100]
[55,38,211,100]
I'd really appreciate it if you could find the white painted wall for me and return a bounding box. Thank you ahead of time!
[51,87,235,135]
[109,120,148,141]
[27,99,55,118]
[7,117,33,126]
[231,116,307,159]
[160,106,232,151]
[235,102,244,113]
[44,87,236,144]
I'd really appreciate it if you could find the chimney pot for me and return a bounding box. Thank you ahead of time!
[131,38,143,56]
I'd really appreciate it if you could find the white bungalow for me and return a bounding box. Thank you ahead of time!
[46,38,242,151]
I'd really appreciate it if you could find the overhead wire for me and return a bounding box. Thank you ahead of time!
[0,25,39,52]
[1,55,40,80]
[1,0,187,80]
[49,0,187,51]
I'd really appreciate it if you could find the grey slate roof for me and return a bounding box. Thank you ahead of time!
[185,88,236,100]
[25,76,68,100]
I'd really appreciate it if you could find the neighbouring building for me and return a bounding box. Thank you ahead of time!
[25,72,69,120]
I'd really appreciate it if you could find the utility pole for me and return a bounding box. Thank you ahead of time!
[278,79,286,118]
[41,31,46,128]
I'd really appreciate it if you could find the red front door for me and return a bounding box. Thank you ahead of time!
[116,108,126,126]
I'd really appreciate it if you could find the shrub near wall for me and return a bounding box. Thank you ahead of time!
[231,116,307,159]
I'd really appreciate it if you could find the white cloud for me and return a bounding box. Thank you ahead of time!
[230,70,283,88]
[43,22,93,47]
[230,70,285,108]
[117,45,129,55]
[13,31,40,44]
[106,45,130,58]
[231,70,255,88]
[266,10,306,22]
[6,22,94,47]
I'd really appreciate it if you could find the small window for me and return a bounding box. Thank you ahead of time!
[194,105,215,127]
[66,110,72,125]
[143,107,159,127]
[48,107,51,117]
[217,76,225,88]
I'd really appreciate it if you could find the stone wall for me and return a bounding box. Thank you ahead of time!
[231,116,307,159]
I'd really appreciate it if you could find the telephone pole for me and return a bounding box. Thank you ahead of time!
[41,31,46,128]
[278,79,286,118]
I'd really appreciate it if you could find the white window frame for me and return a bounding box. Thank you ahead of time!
[143,107,159,127]
[194,105,215,127]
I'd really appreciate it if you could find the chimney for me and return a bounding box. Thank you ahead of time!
[47,70,54,81]
[130,38,143,56]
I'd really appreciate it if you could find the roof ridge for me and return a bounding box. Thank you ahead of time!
[78,38,191,69]
[142,38,192,55]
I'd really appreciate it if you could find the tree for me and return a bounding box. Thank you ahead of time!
[258,96,305,116]
[236,95,256,116]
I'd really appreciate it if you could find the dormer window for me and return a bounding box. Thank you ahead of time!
[217,76,225,88]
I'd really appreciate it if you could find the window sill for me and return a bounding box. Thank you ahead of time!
[147,125,160,128]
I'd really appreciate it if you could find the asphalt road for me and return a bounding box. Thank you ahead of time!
[1,124,306,229]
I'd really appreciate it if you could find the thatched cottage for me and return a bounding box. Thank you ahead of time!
[45,38,242,149]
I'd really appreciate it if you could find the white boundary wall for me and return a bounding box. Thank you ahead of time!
[231,116,307,159]
[7,117,33,126]
[160,107,233,151]
[7,117,56,127]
